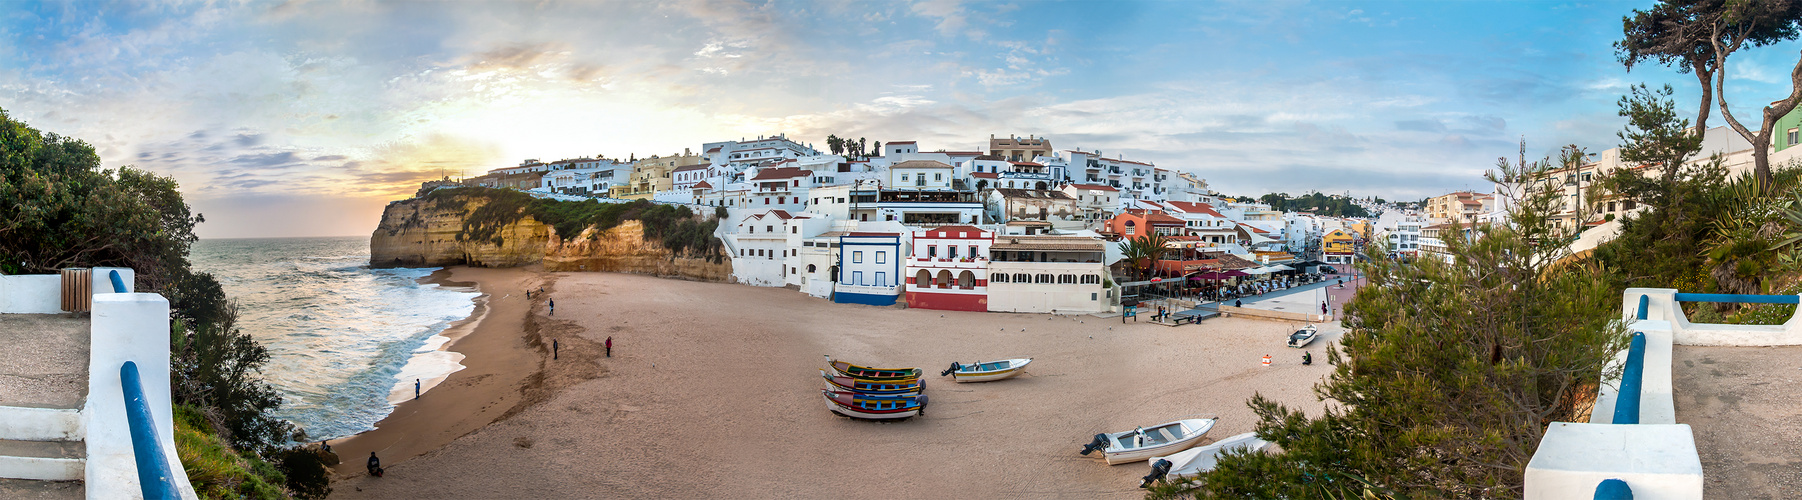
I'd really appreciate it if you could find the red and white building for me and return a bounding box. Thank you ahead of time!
[904,225,992,312]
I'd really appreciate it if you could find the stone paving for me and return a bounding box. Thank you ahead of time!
[0,314,90,409]
[1672,344,1802,499]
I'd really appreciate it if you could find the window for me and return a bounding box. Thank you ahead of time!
[1014,273,1030,283]
[1036,274,1054,284]
[1624,200,1636,210]
[928,246,937,258]
[1790,128,1799,145]
[992,273,1008,283]
[875,272,887,286]
[747,226,754,234]
[792,226,798,234]
[838,197,846,203]
[766,226,774,233]
[853,251,863,263]
[948,246,958,259]
[1058,274,1077,284]
[853,271,864,285]
[1081,275,1100,284]
[969,245,978,258]
[876,251,887,264]
[1125,221,1136,235]
[901,174,910,181]
[934,173,943,181]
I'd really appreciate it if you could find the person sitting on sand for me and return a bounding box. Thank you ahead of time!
[367,452,383,477]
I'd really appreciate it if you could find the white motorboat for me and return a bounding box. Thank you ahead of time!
[939,358,1031,382]
[1140,432,1273,487]
[1079,418,1215,465]
[1287,324,1319,348]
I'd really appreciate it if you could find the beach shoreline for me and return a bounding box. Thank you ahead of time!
[327,265,585,476]
[327,269,1337,498]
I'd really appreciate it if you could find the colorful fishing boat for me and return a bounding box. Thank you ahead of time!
[939,358,1032,382]
[824,355,922,381]
[1079,418,1216,465]
[822,389,927,420]
[820,369,924,395]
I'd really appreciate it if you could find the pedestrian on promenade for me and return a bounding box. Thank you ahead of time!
[1321,302,1328,315]
[414,379,420,399]
[548,299,555,316]
[605,336,612,357]
[552,339,559,360]
[1234,299,1243,308]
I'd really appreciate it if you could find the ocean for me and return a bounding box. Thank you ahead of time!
[189,236,478,440]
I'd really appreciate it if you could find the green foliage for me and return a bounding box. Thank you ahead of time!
[174,405,288,500]
[271,446,336,499]
[173,300,292,453]
[1116,233,1171,281]
[425,187,722,257]
[1175,146,1630,498]
[1254,192,1371,217]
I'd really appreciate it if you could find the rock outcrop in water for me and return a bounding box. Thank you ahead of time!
[370,194,731,282]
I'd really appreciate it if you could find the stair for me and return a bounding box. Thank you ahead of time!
[0,315,91,496]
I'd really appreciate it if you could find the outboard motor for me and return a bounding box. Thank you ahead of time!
[1140,459,1173,488]
[940,362,962,377]
[1079,433,1109,455]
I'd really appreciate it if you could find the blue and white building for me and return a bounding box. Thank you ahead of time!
[833,232,906,306]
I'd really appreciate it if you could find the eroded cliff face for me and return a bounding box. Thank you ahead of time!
[542,220,731,282]
[370,197,550,268]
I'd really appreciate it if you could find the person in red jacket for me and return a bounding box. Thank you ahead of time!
[605,336,612,357]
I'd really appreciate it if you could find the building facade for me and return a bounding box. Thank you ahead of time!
[903,225,992,312]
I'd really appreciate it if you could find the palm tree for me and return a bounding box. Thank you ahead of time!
[826,135,843,156]
[1115,232,1172,281]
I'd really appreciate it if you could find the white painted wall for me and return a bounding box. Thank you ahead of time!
[86,293,198,500]
[1,275,63,313]
[0,406,83,441]
[1623,288,1802,346]
[1524,423,1703,499]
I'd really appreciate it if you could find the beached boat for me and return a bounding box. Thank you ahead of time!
[1079,418,1215,465]
[939,358,1032,383]
[824,355,922,381]
[1140,432,1273,487]
[1287,324,1319,348]
[820,369,924,395]
[822,389,927,420]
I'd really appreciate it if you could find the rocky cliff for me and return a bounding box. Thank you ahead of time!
[370,196,550,268]
[370,195,731,282]
[542,220,731,282]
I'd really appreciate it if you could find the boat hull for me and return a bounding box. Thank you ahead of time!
[821,369,924,394]
[825,355,922,381]
[1155,432,1273,478]
[1100,418,1215,465]
[948,358,1032,383]
[822,390,926,420]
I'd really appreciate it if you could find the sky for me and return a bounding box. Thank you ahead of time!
[5,0,1802,238]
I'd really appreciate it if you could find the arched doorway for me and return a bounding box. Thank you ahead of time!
[916,269,932,288]
[957,270,976,289]
[1035,181,1048,190]
[936,270,954,289]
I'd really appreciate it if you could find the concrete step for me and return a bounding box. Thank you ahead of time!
[0,406,83,441]
[0,439,84,481]
[0,478,84,500]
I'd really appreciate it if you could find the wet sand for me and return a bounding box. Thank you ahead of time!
[329,269,1336,498]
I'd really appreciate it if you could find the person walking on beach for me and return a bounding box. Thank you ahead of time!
[367,452,383,477]
[548,299,555,316]
[1321,301,1328,315]
[552,339,559,360]
[414,379,420,400]
[605,336,612,357]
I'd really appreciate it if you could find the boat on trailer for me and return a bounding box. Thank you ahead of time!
[1079,418,1216,465]
[939,358,1032,382]
[824,355,922,381]
[820,369,924,395]
[1287,324,1320,348]
[1140,432,1273,487]
[822,389,927,420]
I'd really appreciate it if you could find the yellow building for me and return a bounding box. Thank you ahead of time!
[1322,228,1356,265]
[621,150,704,199]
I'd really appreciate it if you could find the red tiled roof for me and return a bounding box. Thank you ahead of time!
[672,164,707,172]
[692,181,713,189]
[1162,201,1224,218]
[1065,183,1117,192]
[706,147,722,153]
[1009,161,1042,166]
[1238,223,1269,234]
[750,166,808,180]
[972,172,1000,179]
[887,141,917,145]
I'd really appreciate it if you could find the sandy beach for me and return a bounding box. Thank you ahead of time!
[329,268,1338,498]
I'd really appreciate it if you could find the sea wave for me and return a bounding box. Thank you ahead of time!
[191,236,478,439]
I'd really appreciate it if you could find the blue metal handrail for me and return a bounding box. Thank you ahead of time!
[1594,478,1633,499]
[1612,333,1646,425]
[1636,294,1648,320]
[109,270,126,294]
[121,361,179,499]
[1672,293,1799,304]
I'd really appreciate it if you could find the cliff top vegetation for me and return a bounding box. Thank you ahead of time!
[421,187,723,259]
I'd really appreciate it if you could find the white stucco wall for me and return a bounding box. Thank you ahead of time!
[86,293,197,499]
[1,275,63,313]
[1524,423,1703,500]
[1623,287,1802,346]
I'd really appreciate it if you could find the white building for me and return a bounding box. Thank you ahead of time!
[729,210,795,287]
[1059,183,1120,222]
[889,160,957,190]
[985,235,1111,314]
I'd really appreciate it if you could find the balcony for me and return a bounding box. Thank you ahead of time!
[905,257,989,269]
